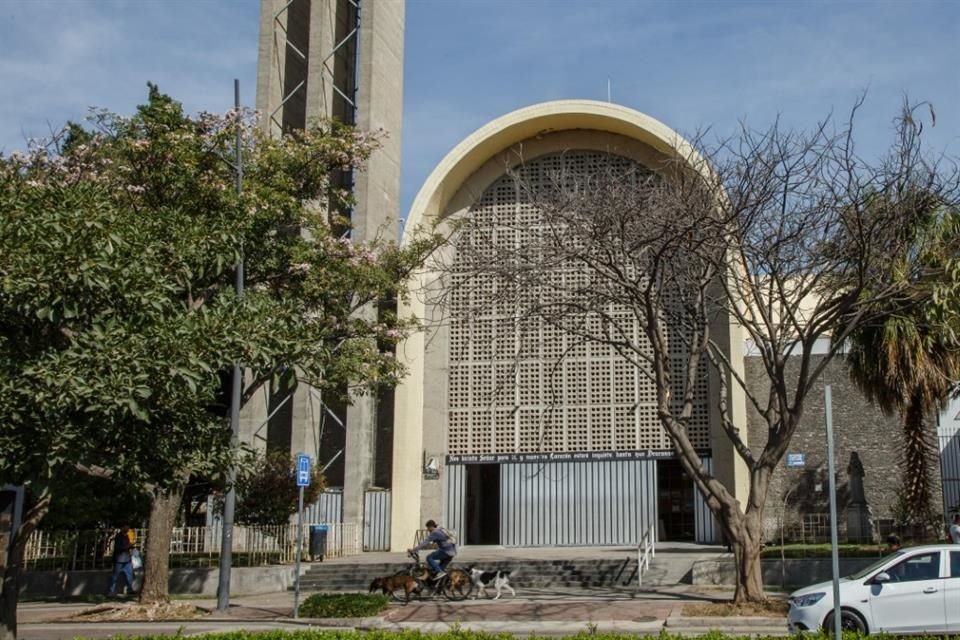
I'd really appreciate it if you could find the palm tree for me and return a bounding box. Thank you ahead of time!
[845,192,960,538]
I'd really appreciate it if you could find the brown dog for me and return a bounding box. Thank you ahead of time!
[369,574,422,603]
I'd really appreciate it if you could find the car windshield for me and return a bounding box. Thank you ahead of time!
[846,551,904,580]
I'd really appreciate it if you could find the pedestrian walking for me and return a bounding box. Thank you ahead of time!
[107,527,137,596]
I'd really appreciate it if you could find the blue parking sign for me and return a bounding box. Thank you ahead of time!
[296,454,311,487]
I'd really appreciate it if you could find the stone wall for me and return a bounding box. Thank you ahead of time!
[743,355,941,542]
[691,556,883,588]
[20,565,297,599]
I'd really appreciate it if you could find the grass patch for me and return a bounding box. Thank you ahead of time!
[297,592,389,618]
[682,600,789,617]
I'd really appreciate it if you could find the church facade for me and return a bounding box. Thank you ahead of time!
[389,99,951,550]
[250,2,957,552]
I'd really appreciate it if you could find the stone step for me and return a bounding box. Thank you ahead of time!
[294,557,656,592]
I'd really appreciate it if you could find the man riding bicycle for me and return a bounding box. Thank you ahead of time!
[407,519,456,579]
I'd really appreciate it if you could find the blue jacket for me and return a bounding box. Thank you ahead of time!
[414,528,457,556]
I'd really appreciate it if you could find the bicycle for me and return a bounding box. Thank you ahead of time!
[389,550,473,602]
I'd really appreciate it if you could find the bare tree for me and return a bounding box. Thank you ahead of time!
[438,102,959,602]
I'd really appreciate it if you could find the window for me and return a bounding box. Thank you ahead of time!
[887,552,941,582]
[950,551,960,579]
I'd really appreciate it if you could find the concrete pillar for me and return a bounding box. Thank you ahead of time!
[351,0,404,241]
[256,0,406,533]
[342,0,405,528]
[255,0,286,137]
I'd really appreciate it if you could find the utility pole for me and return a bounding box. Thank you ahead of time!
[825,385,842,640]
[217,78,244,612]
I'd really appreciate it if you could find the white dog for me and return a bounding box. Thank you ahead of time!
[469,567,516,600]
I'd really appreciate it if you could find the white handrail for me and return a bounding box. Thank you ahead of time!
[636,523,656,587]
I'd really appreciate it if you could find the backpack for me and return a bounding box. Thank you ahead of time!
[439,527,457,546]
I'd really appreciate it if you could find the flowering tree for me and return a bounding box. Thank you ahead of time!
[0,86,437,632]
[232,451,325,526]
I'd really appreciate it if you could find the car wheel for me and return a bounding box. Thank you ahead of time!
[824,609,868,634]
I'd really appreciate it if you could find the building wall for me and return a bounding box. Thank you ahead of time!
[254,0,405,530]
[392,102,751,548]
[937,396,960,516]
[743,354,939,541]
[415,131,713,531]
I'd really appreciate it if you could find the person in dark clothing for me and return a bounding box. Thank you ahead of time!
[408,519,457,578]
[107,527,135,596]
[886,534,902,553]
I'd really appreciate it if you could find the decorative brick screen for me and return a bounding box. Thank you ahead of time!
[446,150,710,455]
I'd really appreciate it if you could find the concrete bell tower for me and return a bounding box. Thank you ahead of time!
[253,0,405,538]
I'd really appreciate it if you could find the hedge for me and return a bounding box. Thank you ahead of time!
[298,593,390,618]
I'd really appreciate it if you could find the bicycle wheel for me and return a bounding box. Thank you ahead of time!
[440,568,473,601]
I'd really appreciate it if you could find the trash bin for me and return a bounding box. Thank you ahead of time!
[308,524,328,561]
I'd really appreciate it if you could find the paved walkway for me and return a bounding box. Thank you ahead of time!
[17,585,790,638]
[16,544,790,637]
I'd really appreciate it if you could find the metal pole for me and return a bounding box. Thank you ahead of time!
[294,486,304,619]
[825,385,842,640]
[216,78,244,612]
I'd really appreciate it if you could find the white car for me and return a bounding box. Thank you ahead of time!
[787,544,960,634]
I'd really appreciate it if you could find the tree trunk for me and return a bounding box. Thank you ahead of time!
[730,510,766,603]
[0,494,50,640]
[139,483,185,605]
[900,393,938,537]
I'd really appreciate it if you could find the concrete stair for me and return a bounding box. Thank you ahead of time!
[296,557,654,592]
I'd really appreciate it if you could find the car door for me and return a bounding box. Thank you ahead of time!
[868,551,946,634]
[946,550,960,632]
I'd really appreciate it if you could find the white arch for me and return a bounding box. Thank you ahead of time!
[390,100,745,551]
[403,99,704,241]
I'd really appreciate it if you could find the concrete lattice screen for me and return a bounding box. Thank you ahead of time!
[446,150,711,456]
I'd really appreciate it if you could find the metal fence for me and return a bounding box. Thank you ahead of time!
[23,522,361,572]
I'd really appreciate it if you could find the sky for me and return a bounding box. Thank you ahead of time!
[2,0,959,220]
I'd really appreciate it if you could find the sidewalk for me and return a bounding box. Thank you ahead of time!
[17,586,789,637]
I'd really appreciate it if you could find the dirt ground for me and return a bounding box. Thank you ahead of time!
[681,600,789,617]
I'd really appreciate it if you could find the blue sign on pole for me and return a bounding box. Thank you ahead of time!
[296,454,311,487]
[786,453,806,468]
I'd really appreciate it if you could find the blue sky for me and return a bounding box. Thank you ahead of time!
[2,0,958,219]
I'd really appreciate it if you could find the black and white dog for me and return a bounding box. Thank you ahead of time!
[469,567,516,600]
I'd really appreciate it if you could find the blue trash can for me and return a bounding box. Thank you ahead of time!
[308,524,328,561]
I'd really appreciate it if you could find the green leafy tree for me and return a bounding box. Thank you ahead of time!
[846,190,960,537]
[231,450,325,526]
[31,470,152,531]
[0,86,437,635]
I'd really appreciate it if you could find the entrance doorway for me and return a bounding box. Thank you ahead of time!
[656,459,695,541]
[464,464,500,544]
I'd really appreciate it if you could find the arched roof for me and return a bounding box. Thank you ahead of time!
[403,99,704,242]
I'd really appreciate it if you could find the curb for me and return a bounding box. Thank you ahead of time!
[360,620,667,635]
[666,616,786,628]
[665,615,788,636]
[298,615,385,627]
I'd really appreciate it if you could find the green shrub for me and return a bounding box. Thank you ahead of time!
[297,592,389,618]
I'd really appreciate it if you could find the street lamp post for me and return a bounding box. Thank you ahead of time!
[216,78,244,612]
